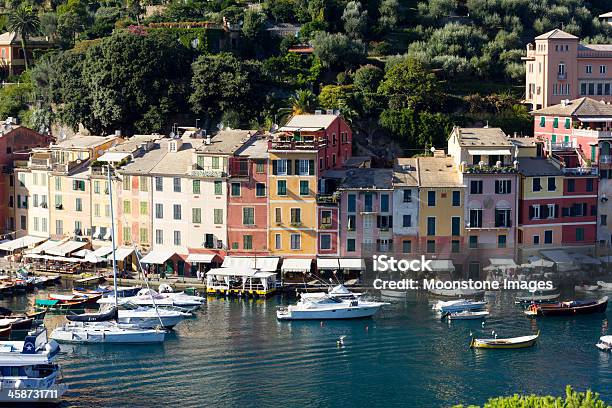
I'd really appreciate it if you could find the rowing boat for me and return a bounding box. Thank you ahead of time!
[528,296,608,317]
[470,331,539,349]
[448,310,489,320]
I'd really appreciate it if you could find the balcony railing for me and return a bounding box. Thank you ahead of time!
[551,142,574,151]
[562,167,598,176]
[316,193,339,204]
[599,155,612,164]
[190,164,227,178]
[463,164,518,174]
[268,139,326,151]
[557,72,567,80]
[29,158,51,169]
[572,128,612,139]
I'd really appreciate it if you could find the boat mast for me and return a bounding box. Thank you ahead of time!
[107,164,119,310]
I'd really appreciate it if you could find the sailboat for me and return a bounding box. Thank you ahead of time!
[51,163,166,344]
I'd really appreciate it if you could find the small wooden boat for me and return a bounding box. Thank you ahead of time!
[4,318,33,331]
[0,306,12,316]
[50,293,102,306]
[515,289,560,304]
[0,326,11,340]
[75,275,107,285]
[529,296,608,317]
[470,331,539,349]
[596,335,612,352]
[575,284,600,292]
[35,298,90,312]
[26,309,47,321]
[447,310,489,320]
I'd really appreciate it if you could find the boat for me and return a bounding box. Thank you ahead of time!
[35,298,90,312]
[447,310,490,320]
[597,281,612,290]
[50,293,101,306]
[51,321,165,344]
[66,307,118,323]
[103,302,188,329]
[75,275,106,285]
[0,306,12,316]
[98,285,141,298]
[0,326,10,340]
[470,331,540,349]
[596,335,612,352]
[99,289,205,309]
[72,287,112,297]
[526,296,608,317]
[277,294,387,320]
[300,285,363,301]
[429,284,484,298]
[515,288,560,304]
[0,318,34,331]
[575,284,600,292]
[380,289,409,300]
[433,299,487,313]
[26,309,47,321]
[0,329,67,403]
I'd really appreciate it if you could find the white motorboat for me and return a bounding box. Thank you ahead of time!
[98,289,204,309]
[429,285,484,298]
[575,284,600,292]
[515,288,560,303]
[597,281,612,290]
[447,310,489,320]
[596,335,612,352]
[433,299,487,313]
[277,295,387,320]
[51,321,165,343]
[0,329,67,403]
[380,289,408,300]
[300,285,362,301]
[101,302,189,329]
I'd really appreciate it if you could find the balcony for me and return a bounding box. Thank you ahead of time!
[268,138,326,151]
[463,164,517,174]
[228,159,250,178]
[190,164,226,178]
[551,142,574,151]
[52,159,89,174]
[600,155,612,164]
[572,128,612,139]
[562,167,598,176]
[557,72,567,80]
[316,192,339,204]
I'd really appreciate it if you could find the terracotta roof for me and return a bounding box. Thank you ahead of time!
[532,97,612,117]
[578,44,612,52]
[534,29,578,40]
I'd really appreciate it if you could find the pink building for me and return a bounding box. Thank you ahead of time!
[523,29,612,110]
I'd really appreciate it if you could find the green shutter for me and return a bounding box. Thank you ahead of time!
[553,117,559,128]
[565,118,571,129]
[540,116,546,127]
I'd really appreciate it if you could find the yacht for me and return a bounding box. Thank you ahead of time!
[433,299,487,313]
[0,329,67,403]
[102,302,189,329]
[277,294,387,320]
[51,321,165,344]
[98,289,205,309]
[300,284,363,301]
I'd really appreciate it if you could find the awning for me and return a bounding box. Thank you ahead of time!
[467,149,512,156]
[281,258,312,273]
[527,256,554,268]
[429,260,455,272]
[140,250,175,264]
[92,246,113,257]
[221,256,280,272]
[489,258,518,268]
[339,258,365,270]
[0,235,47,252]
[576,116,612,122]
[540,250,577,272]
[317,258,339,269]
[26,239,62,255]
[206,267,257,277]
[571,253,601,265]
[46,240,88,257]
[97,152,131,162]
[108,247,134,262]
[186,253,217,263]
[24,254,81,262]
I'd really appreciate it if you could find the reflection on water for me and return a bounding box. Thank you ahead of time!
[0,285,610,408]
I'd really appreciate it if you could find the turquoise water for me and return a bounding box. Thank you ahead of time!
[3,287,611,408]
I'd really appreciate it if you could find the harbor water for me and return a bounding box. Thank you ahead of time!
[4,286,611,408]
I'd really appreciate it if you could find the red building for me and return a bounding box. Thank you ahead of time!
[0,123,53,236]
[0,32,53,76]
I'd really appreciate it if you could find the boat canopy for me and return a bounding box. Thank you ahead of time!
[46,240,88,257]
[280,258,312,273]
[140,250,175,264]
[186,253,218,264]
[0,235,47,252]
[26,239,62,255]
[339,258,365,270]
[206,267,275,279]
[221,256,280,272]
[317,258,339,269]
[429,260,455,272]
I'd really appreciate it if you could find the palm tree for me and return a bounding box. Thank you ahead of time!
[277,89,317,124]
[8,4,40,71]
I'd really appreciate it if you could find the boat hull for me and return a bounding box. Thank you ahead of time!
[470,333,539,349]
[51,325,165,344]
[117,314,184,329]
[538,297,608,316]
[277,305,382,320]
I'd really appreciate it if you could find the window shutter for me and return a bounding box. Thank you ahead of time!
[286,160,292,175]
[309,160,315,175]
[507,181,511,194]
[529,206,534,219]
[294,160,299,175]
[272,160,278,175]
[555,204,559,218]
[389,216,393,226]
[541,205,549,219]
[376,216,381,228]
[495,180,499,194]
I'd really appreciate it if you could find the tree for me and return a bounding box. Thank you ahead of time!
[318,85,354,110]
[353,64,383,94]
[311,31,366,69]
[7,4,40,71]
[242,9,267,40]
[277,89,317,122]
[378,0,399,32]
[342,1,367,39]
[378,57,443,111]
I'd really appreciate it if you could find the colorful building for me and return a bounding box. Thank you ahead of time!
[0,32,52,75]
[392,158,419,256]
[523,29,612,110]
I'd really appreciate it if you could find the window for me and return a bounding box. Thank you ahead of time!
[214,181,222,195]
[193,180,201,194]
[532,178,541,192]
[495,180,511,194]
[297,159,309,175]
[275,208,282,223]
[567,179,575,192]
[276,159,287,175]
[214,209,223,224]
[173,178,181,192]
[547,177,556,191]
[565,118,571,129]
[243,208,255,225]
[601,65,607,74]
[586,178,593,192]
[364,193,373,211]
[426,240,436,253]
[94,203,100,217]
[347,194,356,212]
[452,191,460,206]
[290,234,301,250]
[173,204,181,220]
[576,227,585,241]
[470,180,483,194]
[33,194,39,207]
[402,214,411,227]
[402,240,411,254]
[123,200,131,214]
[290,208,301,224]
[451,217,460,236]
[122,176,131,190]
[94,181,100,194]
[539,116,546,127]
[155,203,163,219]
[173,231,181,246]
[403,190,412,203]
[123,226,131,242]
[601,214,608,226]
[55,220,63,235]
[321,210,332,225]
[427,191,436,206]
[256,161,265,174]
[347,215,356,231]
[192,208,202,224]
[33,217,39,232]
[347,238,355,252]
[139,176,148,192]
[155,230,163,244]
[299,180,309,196]
[469,209,482,228]
[553,117,559,128]
[72,180,85,191]
[498,235,506,248]
[231,183,241,197]
[451,240,460,253]
[243,235,253,250]
[140,202,148,215]
[544,230,553,244]
[155,177,163,192]
[427,217,436,235]
[140,228,148,244]
[277,180,287,196]
[320,234,331,250]
[495,209,511,227]
[586,65,592,74]
[546,204,556,219]
[381,194,389,212]
[20,216,26,230]
[256,183,266,197]
[211,157,219,169]
[275,234,281,250]
[533,235,540,245]
[530,204,541,220]
[469,235,478,249]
